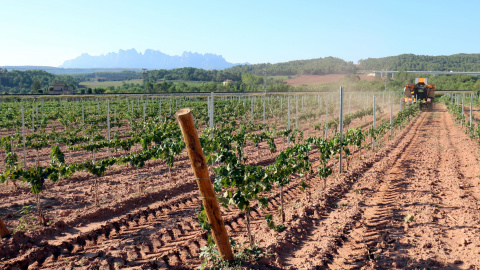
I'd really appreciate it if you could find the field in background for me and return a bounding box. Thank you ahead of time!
[286,74,378,86]
[79,79,143,88]
[78,74,382,89]
[78,79,216,89]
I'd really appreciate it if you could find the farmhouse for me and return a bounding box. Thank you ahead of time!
[49,83,74,95]
[222,79,234,86]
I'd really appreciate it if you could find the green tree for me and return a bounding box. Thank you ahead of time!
[32,80,41,92]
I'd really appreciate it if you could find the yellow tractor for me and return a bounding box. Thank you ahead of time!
[404,78,435,111]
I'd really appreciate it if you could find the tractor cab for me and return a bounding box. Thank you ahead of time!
[404,78,435,111]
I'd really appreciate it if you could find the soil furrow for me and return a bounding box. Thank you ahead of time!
[268,110,425,269]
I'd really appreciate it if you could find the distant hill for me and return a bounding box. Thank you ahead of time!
[225,56,355,76]
[357,53,480,71]
[60,49,240,70]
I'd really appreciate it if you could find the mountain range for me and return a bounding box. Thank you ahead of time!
[60,49,240,70]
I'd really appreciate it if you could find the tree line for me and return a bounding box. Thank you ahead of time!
[389,71,480,91]
[0,69,78,94]
[143,67,242,83]
[358,53,480,72]
[225,57,356,76]
[72,70,140,82]
[82,75,292,94]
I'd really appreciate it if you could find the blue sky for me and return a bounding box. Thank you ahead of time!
[1,0,479,66]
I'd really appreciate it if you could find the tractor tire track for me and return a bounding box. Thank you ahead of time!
[267,110,425,268]
[325,109,432,269]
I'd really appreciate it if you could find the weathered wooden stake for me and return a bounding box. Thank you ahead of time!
[176,108,234,261]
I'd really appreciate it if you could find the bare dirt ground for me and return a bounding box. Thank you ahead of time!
[282,104,480,269]
[286,74,378,87]
[3,103,479,269]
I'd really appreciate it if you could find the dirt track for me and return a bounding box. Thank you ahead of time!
[1,103,480,269]
[284,104,480,269]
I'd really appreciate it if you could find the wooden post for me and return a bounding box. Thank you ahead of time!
[0,217,9,238]
[107,100,111,158]
[176,108,234,261]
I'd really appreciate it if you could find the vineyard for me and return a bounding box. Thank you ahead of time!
[0,91,479,269]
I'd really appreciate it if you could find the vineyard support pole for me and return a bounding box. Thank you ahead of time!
[470,93,473,128]
[0,217,9,238]
[176,108,234,262]
[287,96,291,147]
[143,101,146,123]
[325,97,328,138]
[207,96,210,123]
[390,99,393,137]
[462,93,465,127]
[32,104,35,132]
[339,86,344,174]
[158,98,162,119]
[21,106,26,167]
[210,92,214,131]
[295,95,298,129]
[373,96,376,151]
[107,100,111,158]
[280,97,283,121]
[263,98,265,128]
[251,97,254,122]
[82,101,85,135]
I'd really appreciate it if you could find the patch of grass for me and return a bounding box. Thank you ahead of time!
[404,214,414,222]
[295,201,302,209]
[336,203,349,209]
[14,205,39,233]
[199,237,272,270]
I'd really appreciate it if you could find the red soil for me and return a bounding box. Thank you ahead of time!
[2,102,479,269]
